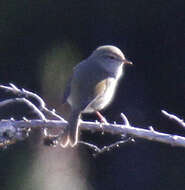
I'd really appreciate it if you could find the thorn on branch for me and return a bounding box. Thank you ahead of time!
[120,113,130,126]
[149,126,155,131]
[0,84,185,151]
[10,83,19,91]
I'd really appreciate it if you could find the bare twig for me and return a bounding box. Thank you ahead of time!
[0,83,65,121]
[21,88,65,121]
[79,137,134,157]
[0,118,185,148]
[0,84,185,152]
[162,110,185,129]
[1,98,47,120]
[120,113,130,126]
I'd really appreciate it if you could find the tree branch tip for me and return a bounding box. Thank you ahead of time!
[161,109,185,129]
[161,110,167,114]
[9,83,19,90]
[9,83,15,87]
[120,113,129,125]
[0,84,5,88]
[0,85,11,91]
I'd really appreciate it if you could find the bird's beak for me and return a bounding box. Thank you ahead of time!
[123,59,133,65]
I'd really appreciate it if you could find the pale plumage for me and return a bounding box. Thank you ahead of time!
[62,45,132,147]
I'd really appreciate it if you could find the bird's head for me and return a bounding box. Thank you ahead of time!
[90,45,132,77]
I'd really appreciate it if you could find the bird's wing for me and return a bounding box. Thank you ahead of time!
[82,79,108,112]
[61,63,83,104]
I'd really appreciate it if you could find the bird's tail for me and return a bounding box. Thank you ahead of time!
[60,110,81,147]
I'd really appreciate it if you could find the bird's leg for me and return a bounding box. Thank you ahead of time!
[95,111,108,123]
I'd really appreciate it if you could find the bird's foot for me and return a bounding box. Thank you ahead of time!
[95,111,108,124]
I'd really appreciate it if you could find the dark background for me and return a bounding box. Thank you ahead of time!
[0,0,184,190]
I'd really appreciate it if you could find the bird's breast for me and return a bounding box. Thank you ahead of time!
[84,77,118,112]
[96,77,117,109]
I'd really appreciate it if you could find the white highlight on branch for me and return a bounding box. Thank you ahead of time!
[162,110,185,129]
[0,84,185,150]
[120,113,130,126]
[0,83,65,121]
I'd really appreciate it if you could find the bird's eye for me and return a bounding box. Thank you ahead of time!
[108,55,115,60]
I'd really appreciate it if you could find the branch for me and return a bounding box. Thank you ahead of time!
[0,98,47,120]
[78,137,134,157]
[162,110,185,129]
[0,115,185,148]
[0,83,65,121]
[0,84,185,152]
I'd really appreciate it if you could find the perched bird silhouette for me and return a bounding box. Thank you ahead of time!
[61,45,132,147]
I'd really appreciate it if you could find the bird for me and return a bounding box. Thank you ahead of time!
[61,45,132,147]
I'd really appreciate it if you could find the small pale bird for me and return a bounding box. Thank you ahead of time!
[62,45,132,147]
